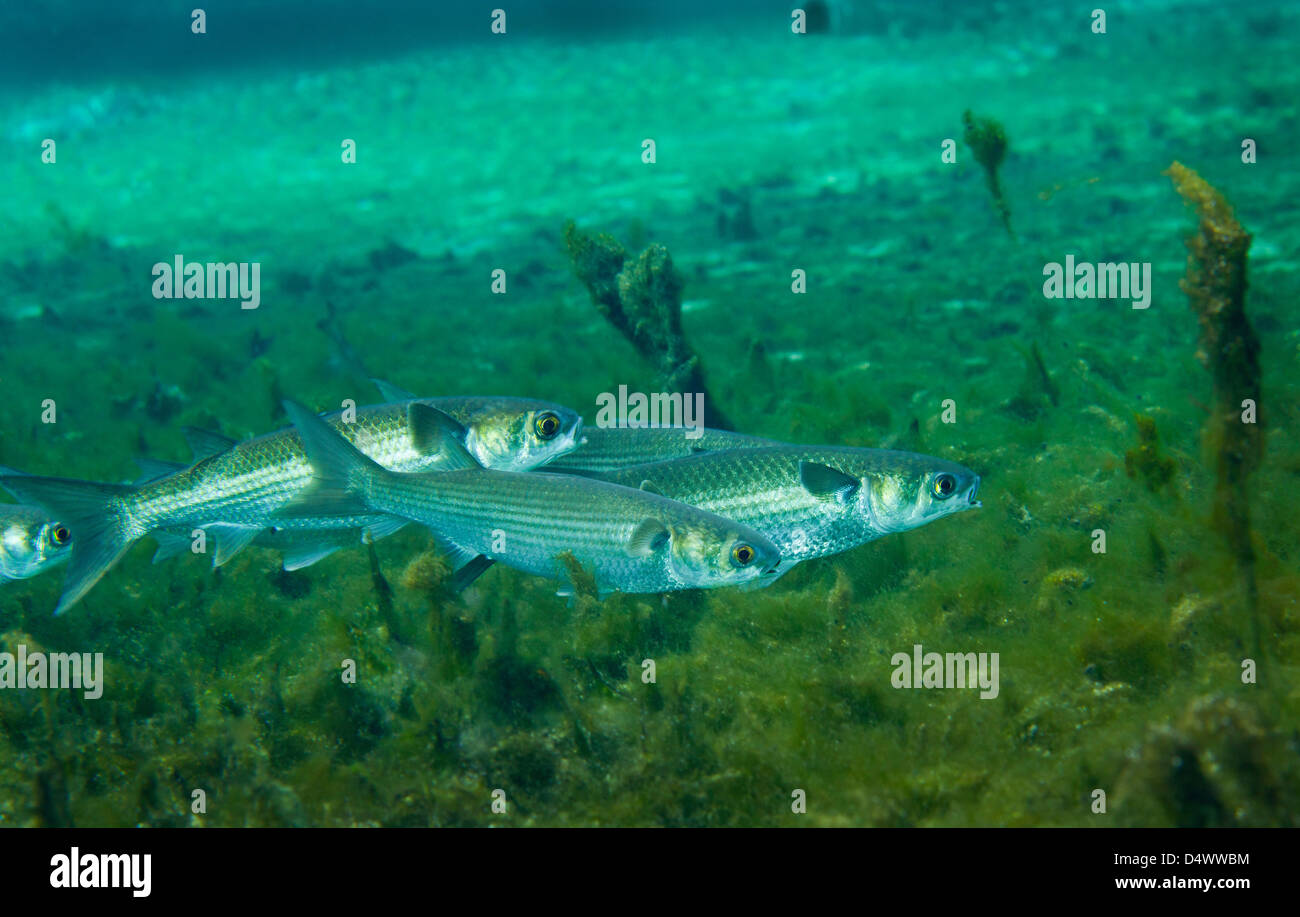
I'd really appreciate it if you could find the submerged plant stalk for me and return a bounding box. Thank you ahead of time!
[1165,161,1263,660]
[962,110,1014,238]
[564,222,735,429]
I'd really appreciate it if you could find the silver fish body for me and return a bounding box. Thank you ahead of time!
[0,396,583,614]
[0,504,73,582]
[141,397,582,535]
[597,446,981,577]
[283,402,782,595]
[547,426,776,474]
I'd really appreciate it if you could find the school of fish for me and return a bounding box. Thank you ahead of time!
[0,381,981,614]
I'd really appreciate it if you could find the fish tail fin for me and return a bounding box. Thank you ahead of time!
[279,400,385,519]
[0,475,136,615]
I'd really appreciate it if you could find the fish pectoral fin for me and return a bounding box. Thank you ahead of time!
[799,461,861,504]
[208,523,263,567]
[182,426,238,461]
[626,518,670,557]
[370,378,418,403]
[406,403,478,468]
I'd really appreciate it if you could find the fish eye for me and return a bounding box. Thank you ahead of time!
[534,412,561,440]
[49,524,72,547]
[731,543,756,566]
[932,473,957,499]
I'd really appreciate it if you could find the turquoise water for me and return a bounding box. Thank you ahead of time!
[0,0,1296,826]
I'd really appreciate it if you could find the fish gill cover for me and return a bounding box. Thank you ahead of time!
[0,0,1296,851]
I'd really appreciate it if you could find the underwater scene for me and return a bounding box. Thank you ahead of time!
[0,0,1297,830]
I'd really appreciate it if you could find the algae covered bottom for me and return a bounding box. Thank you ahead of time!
[1,0,1298,828]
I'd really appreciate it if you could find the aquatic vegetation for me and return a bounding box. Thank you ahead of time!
[1,2,1296,834]
[563,222,735,429]
[962,110,1013,238]
[1124,413,1176,492]
[1113,694,1300,827]
[1165,161,1264,659]
[715,188,758,241]
[1004,341,1058,421]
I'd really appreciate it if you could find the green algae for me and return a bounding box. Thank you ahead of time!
[1,14,1298,831]
[1124,413,1177,492]
[962,110,1014,238]
[563,221,735,430]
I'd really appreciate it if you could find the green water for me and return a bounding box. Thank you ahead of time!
[1,1,1297,826]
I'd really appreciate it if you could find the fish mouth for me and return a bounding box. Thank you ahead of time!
[966,476,982,508]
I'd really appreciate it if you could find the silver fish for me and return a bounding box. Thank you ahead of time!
[0,396,583,614]
[280,401,782,595]
[596,446,981,581]
[0,503,73,582]
[546,425,777,474]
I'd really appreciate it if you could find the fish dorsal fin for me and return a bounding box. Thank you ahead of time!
[407,403,479,470]
[638,479,662,496]
[799,461,860,504]
[627,518,670,557]
[371,378,417,403]
[133,458,186,484]
[276,399,379,519]
[182,427,238,461]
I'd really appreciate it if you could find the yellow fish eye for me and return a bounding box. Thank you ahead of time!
[932,473,957,499]
[49,524,72,547]
[534,412,561,440]
[732,543,755,566]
